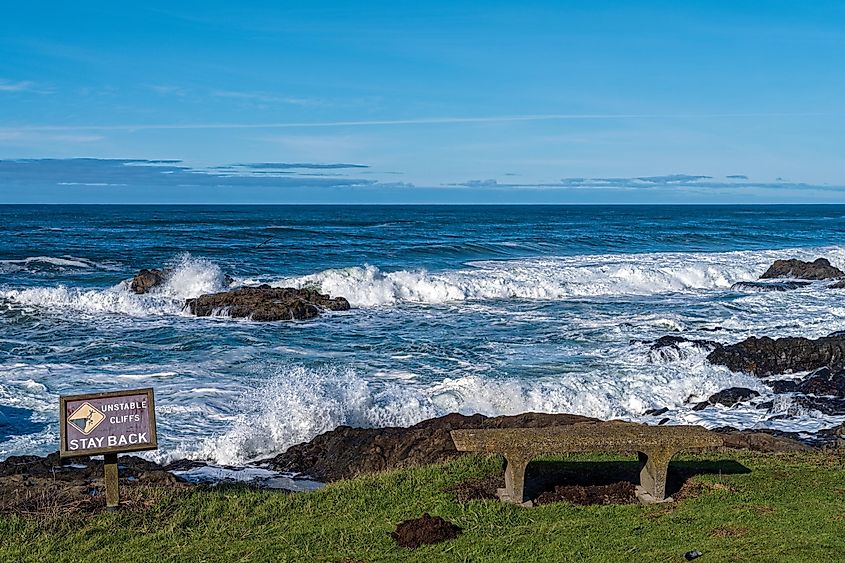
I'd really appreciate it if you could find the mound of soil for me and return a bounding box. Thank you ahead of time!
[534,481,637,506]
[391,513,462,548]
[447,474,502,502]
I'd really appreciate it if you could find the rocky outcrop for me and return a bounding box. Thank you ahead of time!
[794,367,845,397]
[693,387,760,410]
[760,258,844,280]
[713,428,812,453]
[707,333,845,376]
[0,452,189,515]
[185,285,350,321]
[730,280,811,292]
[264,412,597,482]
[130,268,170,293]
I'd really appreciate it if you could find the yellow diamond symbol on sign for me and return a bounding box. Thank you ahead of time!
[67,402,105,435]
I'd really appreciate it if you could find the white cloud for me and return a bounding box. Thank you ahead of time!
[0,130,103,143]
[0,80,36,92]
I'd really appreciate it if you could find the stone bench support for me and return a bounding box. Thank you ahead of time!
[451,422,722,505]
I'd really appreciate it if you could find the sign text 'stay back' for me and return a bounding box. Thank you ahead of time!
[60,388,157,457]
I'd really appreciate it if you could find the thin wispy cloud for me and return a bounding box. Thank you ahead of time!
[212,90,324,107]
[0,112,824,133]
[450,174,845,192]
[0,79,37,92]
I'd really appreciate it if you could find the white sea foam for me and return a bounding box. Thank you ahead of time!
[0,254,225,317]
[184,353,769,465]
[270,246,845,307]
[0,255,117,273]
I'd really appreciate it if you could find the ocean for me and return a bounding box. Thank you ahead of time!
[2,204,845,465]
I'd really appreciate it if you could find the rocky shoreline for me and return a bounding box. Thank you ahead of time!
[1,410,836,515]
[6,256,845,512]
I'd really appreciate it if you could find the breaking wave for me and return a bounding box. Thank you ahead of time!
[0,254,225,316]
[268,247,845,307]
[189,355,762,465]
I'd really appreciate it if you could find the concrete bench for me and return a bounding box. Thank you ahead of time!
[451,422,723,505]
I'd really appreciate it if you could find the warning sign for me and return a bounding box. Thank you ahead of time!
[66,402,105,435]
[59,388,157,457]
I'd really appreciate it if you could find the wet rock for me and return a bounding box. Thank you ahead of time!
[130,268,169,294]
[185,285,350,321]
[707,333,845,376]
[647,336,719,362]
[265,412,597,482]
[796,367,845,397]
[791,395,845,416]
[391,513,461,548]
[649,336,718,351]
[644,407,669,416]
[692,387,760,410]
[767,380,799,394]
[730,280,811,292]
[760,258,845,280]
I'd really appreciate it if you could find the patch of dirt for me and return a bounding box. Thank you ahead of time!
[751,505,775,516]
[534,481,637,506]
[391,513,462,548]
[710,526,749,538]
[446,474,501,502]
[674,480,735,501]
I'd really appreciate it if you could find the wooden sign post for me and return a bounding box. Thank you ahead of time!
[59,388,158,509]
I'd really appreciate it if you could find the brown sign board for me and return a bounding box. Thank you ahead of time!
[59,388,157,457]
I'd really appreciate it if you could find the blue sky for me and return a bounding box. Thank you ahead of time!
[1,1,844,203]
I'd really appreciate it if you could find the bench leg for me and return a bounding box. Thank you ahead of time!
[637,449,674,502]
[499,455,530,504]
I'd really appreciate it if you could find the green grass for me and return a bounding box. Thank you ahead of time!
[2,451,845,562]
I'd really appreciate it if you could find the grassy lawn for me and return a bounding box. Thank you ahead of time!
[2,451,845,562]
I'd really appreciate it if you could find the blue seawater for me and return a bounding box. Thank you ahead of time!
[2,204,845,463]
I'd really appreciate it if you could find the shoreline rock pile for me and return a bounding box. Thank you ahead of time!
[129,268,350,321]
[185,285,350,321]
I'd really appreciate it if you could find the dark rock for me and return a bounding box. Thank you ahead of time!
[648,336,720,362]
[185,285,350,321]
[712,427,812,452]
[130,268,170,294]
[760,258,845,280]
[797,367,845,397]
[0,452,192,516]
[265,412,597,482]
[730,280,811,292]
[650,336,718,351]
[791,395,845,416]
[644,407,669,416]
[707,333,845,376]
[767,380,799,394]
[391,513,461,548]
[693,387,760,411]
